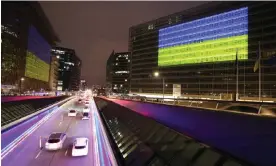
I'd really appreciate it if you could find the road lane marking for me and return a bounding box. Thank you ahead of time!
[59,122,62,126]
[35,150,43,159]
[65,149,68,156]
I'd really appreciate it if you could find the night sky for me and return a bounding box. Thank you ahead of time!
[40,1,205,86]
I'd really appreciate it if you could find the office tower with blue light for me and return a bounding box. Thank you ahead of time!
[1,2,59,94]
[129,2,276,99]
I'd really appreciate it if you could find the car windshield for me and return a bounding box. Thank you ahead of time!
[48,139,60,143]
[83,113,89,116]
[70,110,76,113]
[75,146,85,149]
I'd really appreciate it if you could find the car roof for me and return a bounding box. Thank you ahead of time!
[49,132,65,139]
[74,138,88,146]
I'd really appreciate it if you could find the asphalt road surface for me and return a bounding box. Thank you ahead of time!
[2,98,113,166]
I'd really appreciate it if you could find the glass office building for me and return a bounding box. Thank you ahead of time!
[106,51,130,94]
[52,47,82,91]
[129,2,276,100]
[1,2,59,92]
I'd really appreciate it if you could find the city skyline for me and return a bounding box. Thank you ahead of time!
[40,1,206,85]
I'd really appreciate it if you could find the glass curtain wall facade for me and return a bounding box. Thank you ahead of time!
[106,51,130,94]
[129,2,276,99]
[52,47,82,91]
[1,2,59,92]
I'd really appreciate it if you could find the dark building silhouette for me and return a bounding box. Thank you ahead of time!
[129,2,276,100]
[106,51,131,94]
[80,79,87,91]
[52,47,81,91]
[1,2,59,93]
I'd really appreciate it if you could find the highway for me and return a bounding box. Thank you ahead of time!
[2,98,116,166]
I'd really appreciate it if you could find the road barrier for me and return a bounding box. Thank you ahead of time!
[1,97,74,159]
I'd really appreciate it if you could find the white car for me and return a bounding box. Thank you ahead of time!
[72,138,89,156]
[45,132,67,151]
[68,110,77,117]
[82,112,90,120]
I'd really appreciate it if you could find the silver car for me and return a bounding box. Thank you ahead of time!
[45,132,67,150]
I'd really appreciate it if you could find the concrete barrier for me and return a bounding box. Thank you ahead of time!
[105,98,276,166]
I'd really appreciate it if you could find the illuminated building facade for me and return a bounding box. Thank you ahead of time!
[1,2,59,93]
[106,51,130,94]
[52,47,82,91]
[129,2,276,99]
[49,55,60,91]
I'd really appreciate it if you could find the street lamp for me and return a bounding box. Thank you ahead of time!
[19,77,25,94]
[153,71,165,102]
[154,72,159,77]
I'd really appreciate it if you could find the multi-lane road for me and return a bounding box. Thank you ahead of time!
[2,98,116,166]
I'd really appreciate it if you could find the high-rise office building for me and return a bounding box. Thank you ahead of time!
[1,2,59,93]
[49,55,60,91]
[129,2,276,100]
[106,51,131,94]
[80,79,87,91]
[51,47,82,91]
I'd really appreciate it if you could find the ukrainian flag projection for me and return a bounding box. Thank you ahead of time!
[158,7,248,66]
[25,25,51,82]
[25,51,50,82]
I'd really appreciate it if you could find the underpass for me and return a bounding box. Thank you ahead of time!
[1,97,116,166]
[103,97,276,166]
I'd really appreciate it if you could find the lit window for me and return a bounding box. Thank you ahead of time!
[115,71,129,74]
[148,24,154,30]
[168,18,172,24]
[116,63,118,65]
[128,60,130,62]
[176,16,180,22]
[125,79,127,82]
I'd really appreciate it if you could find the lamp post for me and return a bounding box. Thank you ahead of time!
[19,77,24,94]
[153,72,165,102]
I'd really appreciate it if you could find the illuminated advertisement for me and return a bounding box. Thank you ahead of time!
[158,7,248,66]
[25,25,51,82]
